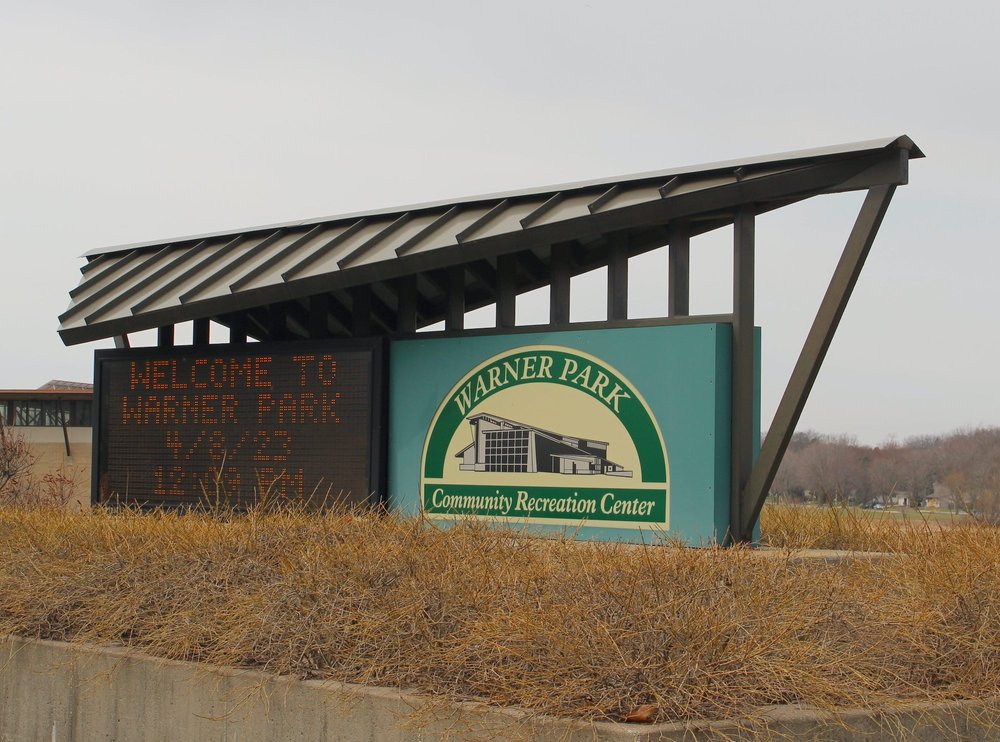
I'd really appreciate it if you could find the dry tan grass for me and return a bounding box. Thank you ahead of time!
[0,504,999,729]
[760,503,970,551]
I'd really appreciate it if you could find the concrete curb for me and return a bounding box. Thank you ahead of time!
[1,636,997,741]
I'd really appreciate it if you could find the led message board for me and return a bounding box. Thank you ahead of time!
[93,340,385,509]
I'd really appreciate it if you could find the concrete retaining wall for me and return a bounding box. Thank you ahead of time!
[1,635,998,741]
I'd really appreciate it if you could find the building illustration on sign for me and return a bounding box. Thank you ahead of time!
[456,412,632,477]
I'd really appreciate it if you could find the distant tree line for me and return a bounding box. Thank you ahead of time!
[772,427,1000,523]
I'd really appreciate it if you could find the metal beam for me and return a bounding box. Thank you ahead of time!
[230,225,326,292]
[83,241,208,323]
[80,252,116,276]
[61,246,173,323]
[740,185,897,536]
[193,317,211,346]
[180,231,287,304]
[394,274,418,333]
[157,325,174,348]
[520,192,564,229]
[280,300,312,340]
[226,314,248,344]
[339,212,413,269]
[456,199,508,243]
[446,264,465,331]
[607,233,628,321]
[588,184,621,214]
[309,294,331,339]
[659,176,682,198]
[351,285,372,337]
[730,207,755,543]
[516,249,548,283]
[668,225,690,317]
[69,249,142,299]
[496,253,516,328]
[466,259,498,297]
[132,235,245,314]
[281,219,368,281]
[244,310,269,341]
[550,242,572,325]
[267,305,287,341]
[325,294,354,336]
[396,206,461,257]
[368,289,398,333]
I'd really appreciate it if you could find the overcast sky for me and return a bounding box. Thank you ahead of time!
[1,1,997,444]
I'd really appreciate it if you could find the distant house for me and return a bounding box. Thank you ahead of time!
[455,412,632,477]
[894,492,913,508]
[925,482,958,510]
[0,381,93,508]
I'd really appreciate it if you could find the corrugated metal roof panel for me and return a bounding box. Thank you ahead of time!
[79,135,923,259]
[59,136,922,345]
[463,200,540,243]
[232,224,343,293]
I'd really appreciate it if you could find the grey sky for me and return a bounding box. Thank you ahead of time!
[1,1,997,444]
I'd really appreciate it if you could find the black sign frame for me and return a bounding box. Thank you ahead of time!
[91,338,387,510]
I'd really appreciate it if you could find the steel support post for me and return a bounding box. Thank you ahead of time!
[446,264,465,331]
[193,318,210,346]
[730,207,755,543]
[157,325,174,348]
[608,233,629,321]
[113,335,130,349]
[740,185,896,536]
[496,254,517,328]
[668,226,690,317]
[550,243,572,325]
[309,294,331,339]
[395,275,418,333]
[351,285,372,337]
[228,315,248,344]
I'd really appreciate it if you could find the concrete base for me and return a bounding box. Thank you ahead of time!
[1,635,998,741]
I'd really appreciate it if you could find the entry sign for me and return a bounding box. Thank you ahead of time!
[390,323,747,544]
[421,345,670,528]
[93,341,384,508]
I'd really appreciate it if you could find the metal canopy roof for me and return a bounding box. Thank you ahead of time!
[59,135,922,346]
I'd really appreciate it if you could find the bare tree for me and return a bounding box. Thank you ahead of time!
[772,426,1000,517]
[940,428,1000,524]
[799,434,867,505]
[868,443,903,506]
[0,420,35,498]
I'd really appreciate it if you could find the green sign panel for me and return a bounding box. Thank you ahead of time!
[388,323,758,544]
[420,345,669,529]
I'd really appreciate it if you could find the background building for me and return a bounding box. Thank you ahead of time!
[0,381,93,509]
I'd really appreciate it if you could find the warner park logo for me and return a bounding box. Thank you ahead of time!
[420,346,670,529]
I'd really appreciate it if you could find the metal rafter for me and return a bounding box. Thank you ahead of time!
[339,212,413,269]
[281,219,369,281]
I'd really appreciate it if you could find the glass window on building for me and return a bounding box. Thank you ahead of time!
[6,399,92,427]
[13,401,42,426]
[484,428,529,473]
[41,400,64,426]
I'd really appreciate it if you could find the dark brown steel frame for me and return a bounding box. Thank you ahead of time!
[70,142,917,541]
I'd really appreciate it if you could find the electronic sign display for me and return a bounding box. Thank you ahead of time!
[93,340,385,509]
